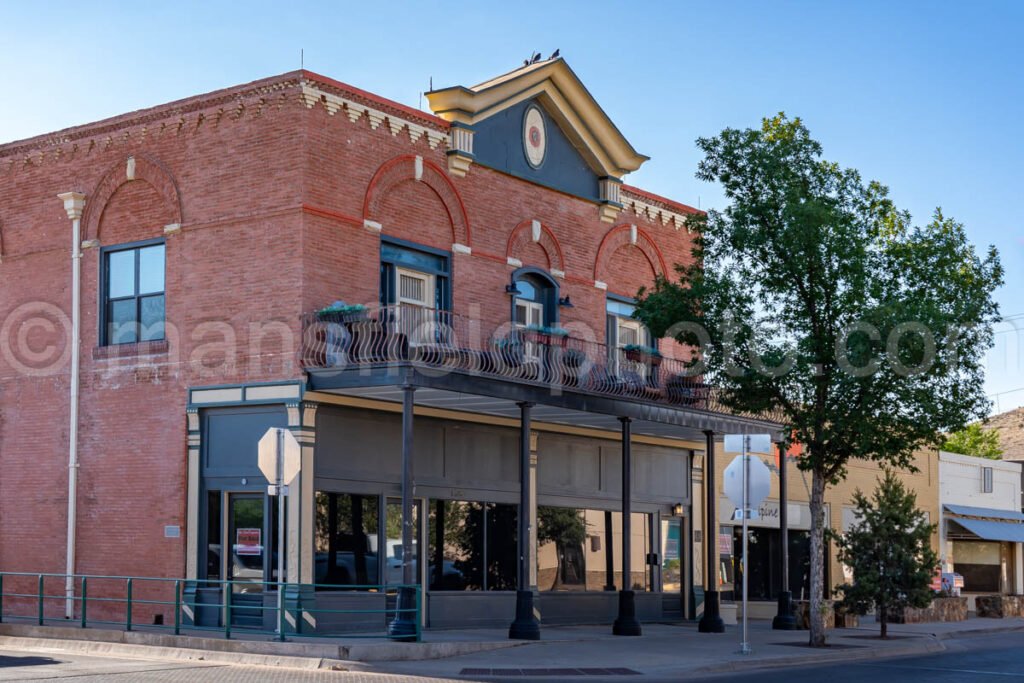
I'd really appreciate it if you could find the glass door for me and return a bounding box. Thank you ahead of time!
[661,517,682,593]
[228,494,268,594]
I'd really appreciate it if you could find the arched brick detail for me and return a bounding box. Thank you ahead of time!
[0,217,5,262]
[83,154,182,243]
[363,154,471,247]
[593,223,667,281]
[505,219,565,273]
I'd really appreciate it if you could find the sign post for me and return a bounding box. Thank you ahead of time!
[724,434,772,655]
[257,427,301,641]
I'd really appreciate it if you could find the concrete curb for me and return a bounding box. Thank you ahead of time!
[0,635,355,672]
[2,621,1022,675]
[930,624,1024,640]
[0,623,524,667]
[686,638,947,676]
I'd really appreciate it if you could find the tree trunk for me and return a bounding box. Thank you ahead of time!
[880,604,887,639]
[808,469,828,647]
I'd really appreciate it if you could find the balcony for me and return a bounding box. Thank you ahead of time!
[300,305,780,439]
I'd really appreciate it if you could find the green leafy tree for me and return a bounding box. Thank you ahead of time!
[635,114,1001,646]
[834,470,939,638]
[537,506,588,590]
[941,423,1003,459]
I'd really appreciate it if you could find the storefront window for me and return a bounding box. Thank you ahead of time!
[953,540,1001,593]
[537,507,651,592]
[385,498,420,587]
[314,492,381,589]
[486,504,519,590]
[427,500,517,591]
[728,528,812,601]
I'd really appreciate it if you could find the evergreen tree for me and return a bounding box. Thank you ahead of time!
[834,470,939,638]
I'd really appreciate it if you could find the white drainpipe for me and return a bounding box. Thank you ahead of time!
[58,192,86,619]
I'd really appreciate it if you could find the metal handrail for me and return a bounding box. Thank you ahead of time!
[300,304,776,420]
[0,572,421,642]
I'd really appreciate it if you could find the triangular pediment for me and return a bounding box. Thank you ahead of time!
[426,59,648,180]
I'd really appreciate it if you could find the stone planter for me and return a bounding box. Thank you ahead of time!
[793,599,835,630]
[886,597,967,623]
[834,604,859,628]
[976,594,1024,618]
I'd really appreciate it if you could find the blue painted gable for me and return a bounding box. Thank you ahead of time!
[471,98,600,202]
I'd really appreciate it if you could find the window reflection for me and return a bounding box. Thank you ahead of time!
[427,500,517,591]
[537,507,651,592]
[727,528,812,601]
[314,492,381,589]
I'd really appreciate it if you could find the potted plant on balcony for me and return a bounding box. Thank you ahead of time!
[316,301,368,323]
[623,343,662,366]
[522,324,570,348]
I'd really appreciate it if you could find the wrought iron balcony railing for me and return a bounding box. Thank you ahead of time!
[300,305,728,414]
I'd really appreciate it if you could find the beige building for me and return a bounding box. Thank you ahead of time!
[694,444,940,619]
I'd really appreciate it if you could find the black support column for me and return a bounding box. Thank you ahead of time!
[772,440,797,629]
[698,429,725,633]
[509,402,540,640]
[388,385,418,640]
[613,417,642,636]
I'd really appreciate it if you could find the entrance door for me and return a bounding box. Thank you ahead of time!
[227,493,275,627]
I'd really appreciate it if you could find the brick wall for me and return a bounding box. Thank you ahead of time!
[0,70,698,585]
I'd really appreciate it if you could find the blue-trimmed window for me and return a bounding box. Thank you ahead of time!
[380,238,450,310]
[101,240,166,345]
[512,268,558,328]
[607,296,652,374]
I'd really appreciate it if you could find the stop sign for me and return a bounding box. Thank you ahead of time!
[257,427,301,485]
[724,454,772,510]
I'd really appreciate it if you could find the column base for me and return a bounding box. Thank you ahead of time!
[612,590,642,636]
[508,590,541,640]
[387,586,418,641]
[772,590,798,630]
[698,590,725,633]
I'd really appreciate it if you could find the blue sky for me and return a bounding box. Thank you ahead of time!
[3,1,1022,413]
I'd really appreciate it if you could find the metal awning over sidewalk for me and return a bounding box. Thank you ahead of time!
[944,504,1024,543]
[306,364,783,442]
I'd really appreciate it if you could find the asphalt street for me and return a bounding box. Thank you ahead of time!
[0,631,1020,682]
[692,632,1024,682]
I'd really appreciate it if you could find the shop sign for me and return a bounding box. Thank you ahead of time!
[930,567,943,592]
[720,499,809,529]
[236,528,262,556]
[718,533,733,556]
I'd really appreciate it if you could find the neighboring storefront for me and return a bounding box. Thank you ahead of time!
[939,451,1024,609]
[701,447,941,620]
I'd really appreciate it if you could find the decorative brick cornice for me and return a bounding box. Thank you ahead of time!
[300,79,449,152]
[620,186,700,232]
[0,73,303,168]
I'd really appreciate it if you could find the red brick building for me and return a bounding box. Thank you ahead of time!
[0,59,777,634]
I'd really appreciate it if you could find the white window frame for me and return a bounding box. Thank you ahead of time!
[608,308,651,378]
[515,298,545,362]
[395,267,437,347]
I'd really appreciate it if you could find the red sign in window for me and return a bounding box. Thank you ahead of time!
[235,528,262,556]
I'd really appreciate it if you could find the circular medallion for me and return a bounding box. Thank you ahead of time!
[523,105,547,169]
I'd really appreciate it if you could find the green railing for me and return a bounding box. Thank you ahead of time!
[0,572,421,642]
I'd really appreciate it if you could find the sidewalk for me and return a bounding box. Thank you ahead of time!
[1,617,1022,678]
[373,617,1024,679]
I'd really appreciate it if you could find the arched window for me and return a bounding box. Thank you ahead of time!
[511,269,558,329]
